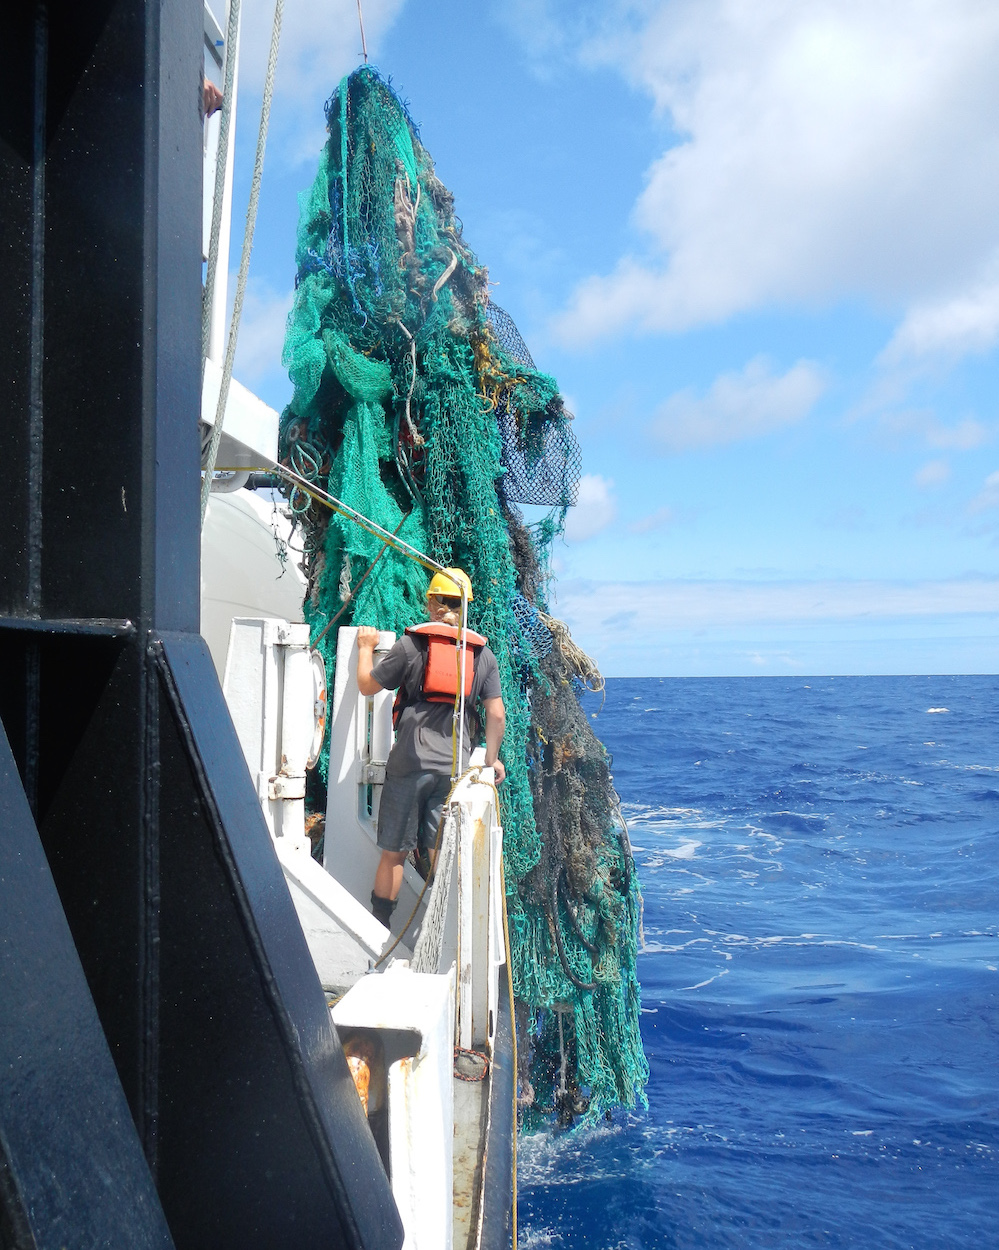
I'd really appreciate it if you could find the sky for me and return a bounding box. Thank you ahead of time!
[224,0,999,677]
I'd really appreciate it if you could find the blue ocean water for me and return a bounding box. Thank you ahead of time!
[518,675,999,1249]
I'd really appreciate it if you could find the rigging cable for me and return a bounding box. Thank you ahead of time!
[200,0,284,526]
[310,513,408,652]
[355,0,369,64]
[274,462,449,575]
[202,0,241,378]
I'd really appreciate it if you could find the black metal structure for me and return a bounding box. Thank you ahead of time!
[0,4,403,1247]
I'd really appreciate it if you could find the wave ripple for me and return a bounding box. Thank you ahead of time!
[520,676,999,1249]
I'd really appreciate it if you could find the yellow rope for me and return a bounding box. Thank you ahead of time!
[501,858,518,1249]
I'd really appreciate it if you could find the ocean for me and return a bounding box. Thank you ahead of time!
[517,675,999,1249]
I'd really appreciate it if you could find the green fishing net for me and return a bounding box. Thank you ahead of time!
[279,67,647,1123]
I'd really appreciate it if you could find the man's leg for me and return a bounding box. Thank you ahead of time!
[372,849,408,926]
[371,773,420,928]
[418,774,453,872]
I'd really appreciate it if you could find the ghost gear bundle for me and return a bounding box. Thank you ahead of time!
[279,66,647,1124]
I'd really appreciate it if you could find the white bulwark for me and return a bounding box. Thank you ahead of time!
[216,616,511,1248]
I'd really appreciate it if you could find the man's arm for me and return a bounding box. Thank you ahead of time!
[356,626,384,696]
[482,696,506,784]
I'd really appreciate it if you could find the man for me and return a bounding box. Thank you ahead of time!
[356,568,506,929]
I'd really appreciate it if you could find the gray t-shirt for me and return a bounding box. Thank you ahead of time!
[371,632,502,776]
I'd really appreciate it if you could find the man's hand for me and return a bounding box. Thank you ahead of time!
[203,80,223,119]
[488,759,506,785]
[356,625,380,651]
[356,626,384,695]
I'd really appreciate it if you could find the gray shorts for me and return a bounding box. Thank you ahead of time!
[376,771,452,854]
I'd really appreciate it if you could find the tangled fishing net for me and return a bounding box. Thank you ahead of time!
[279,67,647,1123]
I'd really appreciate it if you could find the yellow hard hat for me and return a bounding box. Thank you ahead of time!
[427,567,473,601]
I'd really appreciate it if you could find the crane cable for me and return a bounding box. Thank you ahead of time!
[273,462,449,575]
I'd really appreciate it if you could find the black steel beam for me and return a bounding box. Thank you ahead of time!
[153,632,403,1248]
[0,3,403,1246]
[0,717,174,1250]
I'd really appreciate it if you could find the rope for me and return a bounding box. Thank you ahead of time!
[200,0,284,526]
[202,0,241,378]
[501,861,519,1250]
[454,584,469,782]
[355,0,369,63]
[310,514,407,652]
[557,1009,568,1100]
[274,462,448,575]
[557,868,599,955]
[394,319,424,447]
[538,609,605,696]
[411,799,459,975]
[548,873,596,992]
[453,1047,489,1082]
[431,248,458,301]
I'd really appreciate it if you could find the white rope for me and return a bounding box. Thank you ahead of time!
[537,608,605,694]
[200,0,284,526]
[431,248,458,302]
[202,0,241,379]
[411,804,459,974]
[394,319,424,447]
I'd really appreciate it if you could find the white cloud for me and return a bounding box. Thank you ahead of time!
[969,470,999,514]
[881,269,999,363]
[650,357,824,451]
[550,575,999,674]
[236,0,407,164]
[630,505,676,533]
[555,576,999,633]
[874,410,989,451]
[914,459,951,489]
[564,474,616,541]
[550,0,999,342]
[232,278,294,384]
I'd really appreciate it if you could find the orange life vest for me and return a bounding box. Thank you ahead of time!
[392,621,487,728]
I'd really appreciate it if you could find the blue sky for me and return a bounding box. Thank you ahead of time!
[227,0,999,676]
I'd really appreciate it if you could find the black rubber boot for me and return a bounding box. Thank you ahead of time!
[370,891,397,929]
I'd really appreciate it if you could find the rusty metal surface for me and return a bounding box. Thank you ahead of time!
[452,1071,489,1250]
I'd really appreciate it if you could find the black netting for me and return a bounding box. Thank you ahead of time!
[487,302,536,369]
[497,405,581,508]
[510,592,554,659]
